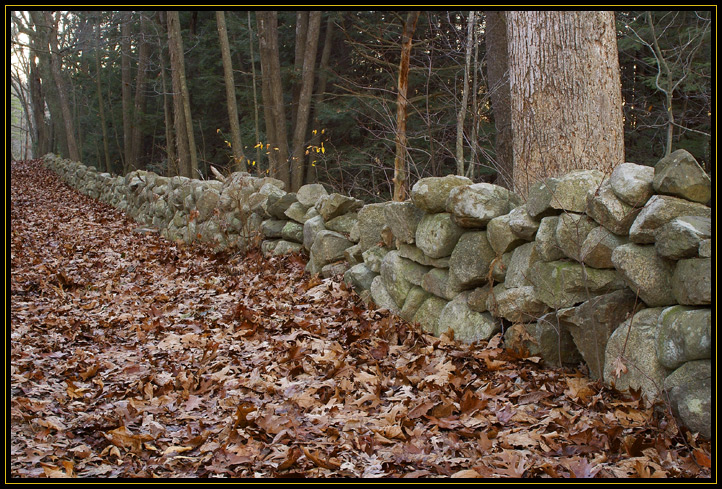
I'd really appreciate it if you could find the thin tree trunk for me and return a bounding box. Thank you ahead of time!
[392,11,420,202]
[291,11,309,128]
[167,11,191,177]
[121,13,132,172]
[130,12,150,170]
[485,10,513,189]
[95,20,111,173]
[455,11,476,176]
[290,11,321,191]
[248,12,262,175]
[506,11,624,197]
[216,10,247,171]
[158,12,176,176]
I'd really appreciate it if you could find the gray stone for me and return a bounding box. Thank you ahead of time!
[445,182,517,227]
[438,292,499,343]
[448,231,495,288]
[343,243,364,265]
[507,205,540,240]
[370,275,400,313]
[504,322,582,367]
[699,239,711,258]
[529,260,627,309]
[526,177,561,218]
[604,308,672,402]
[272,240,304,255]
[586,180,641,236]
[296,183,328,207]
[325,212,358,234]
[415,213,464,259]
[412,295,449,335]
[421,268,463,301]
[303,215,326,251]
[628,195,711,244]
[362,245,389,273]
[196,189,221,222]
[322,262,350,278]
[656,306,711,369]
[610,162,655,207]
[487,213,526,255]
[410,175,472,213]
[580,226,628,269]
[396,243,451,268]
[384,201,425,244]
[284,201,311,223]
[379,251,415,306]
[555,213,599,262]
[491,252,512,283]
[655,216,711,259]
[315,193,364,221]
[266,192,298,219]
[553,170,606,212]
[554,289,640,380]
[535,216,566,262]
[487,284,548,323]
[261,219,287,239]
[467,284,492,313]
[505,242,540,288]
[400,286,431,322]
[281,221,304,243]
[310,230,354,266]
[357,203,390,252]
[672,258,711,305]
[611,243,676,307]
[664,360,711,438]
[381,250,430,288]
[653,149,711,204]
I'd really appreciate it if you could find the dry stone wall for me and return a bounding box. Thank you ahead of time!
[42,149,712,438]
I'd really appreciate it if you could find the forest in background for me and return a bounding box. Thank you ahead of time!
[10,10,712,202]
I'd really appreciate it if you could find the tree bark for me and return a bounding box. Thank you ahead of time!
[121,13,132,171]
[257,11,290,188]
[485,10,513,189]
[247,12,262,175]
[129,13,150,170]
[167,11,198,178]
[290,11,321,191]
[216,10,247,171]
[392,11,420,202]
[506,11,624,197]
[95,19,111,173]
[455,11,475,176]
[157,12,176,176]
[291,12,310,128]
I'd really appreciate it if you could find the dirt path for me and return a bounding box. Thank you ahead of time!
[9,159,710,478]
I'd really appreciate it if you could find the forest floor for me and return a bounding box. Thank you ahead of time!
[9,159,712,479]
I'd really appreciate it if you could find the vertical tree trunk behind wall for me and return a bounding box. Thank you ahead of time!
[121,13,132,172]
[505,11,624,197]
[129,13,150,171]
[167,11,192,178]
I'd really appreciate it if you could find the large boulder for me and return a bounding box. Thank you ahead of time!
[308,230,354,273]
[504,321,582,367]
[438,293,499,343]
[507,205,540,240]
[400,286,432,322]
[261,219,287,239]
[580,226,628,269]
[410,175,472,213]
[303,215,326,250]
[357,203,390,252]
[664,360,711,438]
[628,195,711,244]
[296,183,328,207]
[611,243,676,307]
[555,213,598,262]
[396,243,451,268]
[325,212,358,234]
[529,170,605,216]
[445,183,519,227]
[487,284,548,323]
[487,213,526,255]
[362,245,389,273]
[266,192,298,219]
[195,188,221,222]
[415,213,464,259]
[421,268,463,301]
[586,180,641,236]
[369,275,400,312]
[412,295,449,335]
[343,263,377,292]
[655,216,711,260]
[505,242,540,288]
[315,193,363,221]
[535,216,565,262]
[656,306,711,370]
[609,162,655,207]
[384,201,425,244]
[653,149,711,204]
[672,258,711,305]
[529,260,627,309]
[448,231,496,288]
[281,221,304,243]
[603,308,672,402]
[554,289,640,380]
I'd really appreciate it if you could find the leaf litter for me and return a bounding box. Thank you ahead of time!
[10,160,711,479]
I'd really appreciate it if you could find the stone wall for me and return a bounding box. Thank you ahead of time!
[42,150,712,437]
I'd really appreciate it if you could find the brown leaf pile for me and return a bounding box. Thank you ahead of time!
[10,160,712,478]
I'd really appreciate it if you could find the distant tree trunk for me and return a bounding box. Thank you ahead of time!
[247,12,262,175]
[291,11,309,128]
[455,11,476,176]
[485,10,513,189]
[167,11,198,178]
[257,10,290,188]
[290,11,321,191]
[157,12,176,176]
[306,15,335,184]
[506,11,624,197]
[95,20,111,173]
[167,11,191,177]
[129,13,150,170]
[45,12,80,162]
[28,55,49,156]
[392,11,420,202]
[216,10,247,171]
[121,13,132,172]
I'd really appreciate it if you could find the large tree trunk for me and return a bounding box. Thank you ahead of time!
[157,12,176,176]
[45,12,80,162]
[290,11,321,191]
[28,55,49,156]
[257,11,290,188]
[216,10,247,171]
[167,11,191,177]
[392,11,420,202]
[505,11,624,197]
[167,11,198,178]
[291,11,309,128]
[129,12,150,170]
